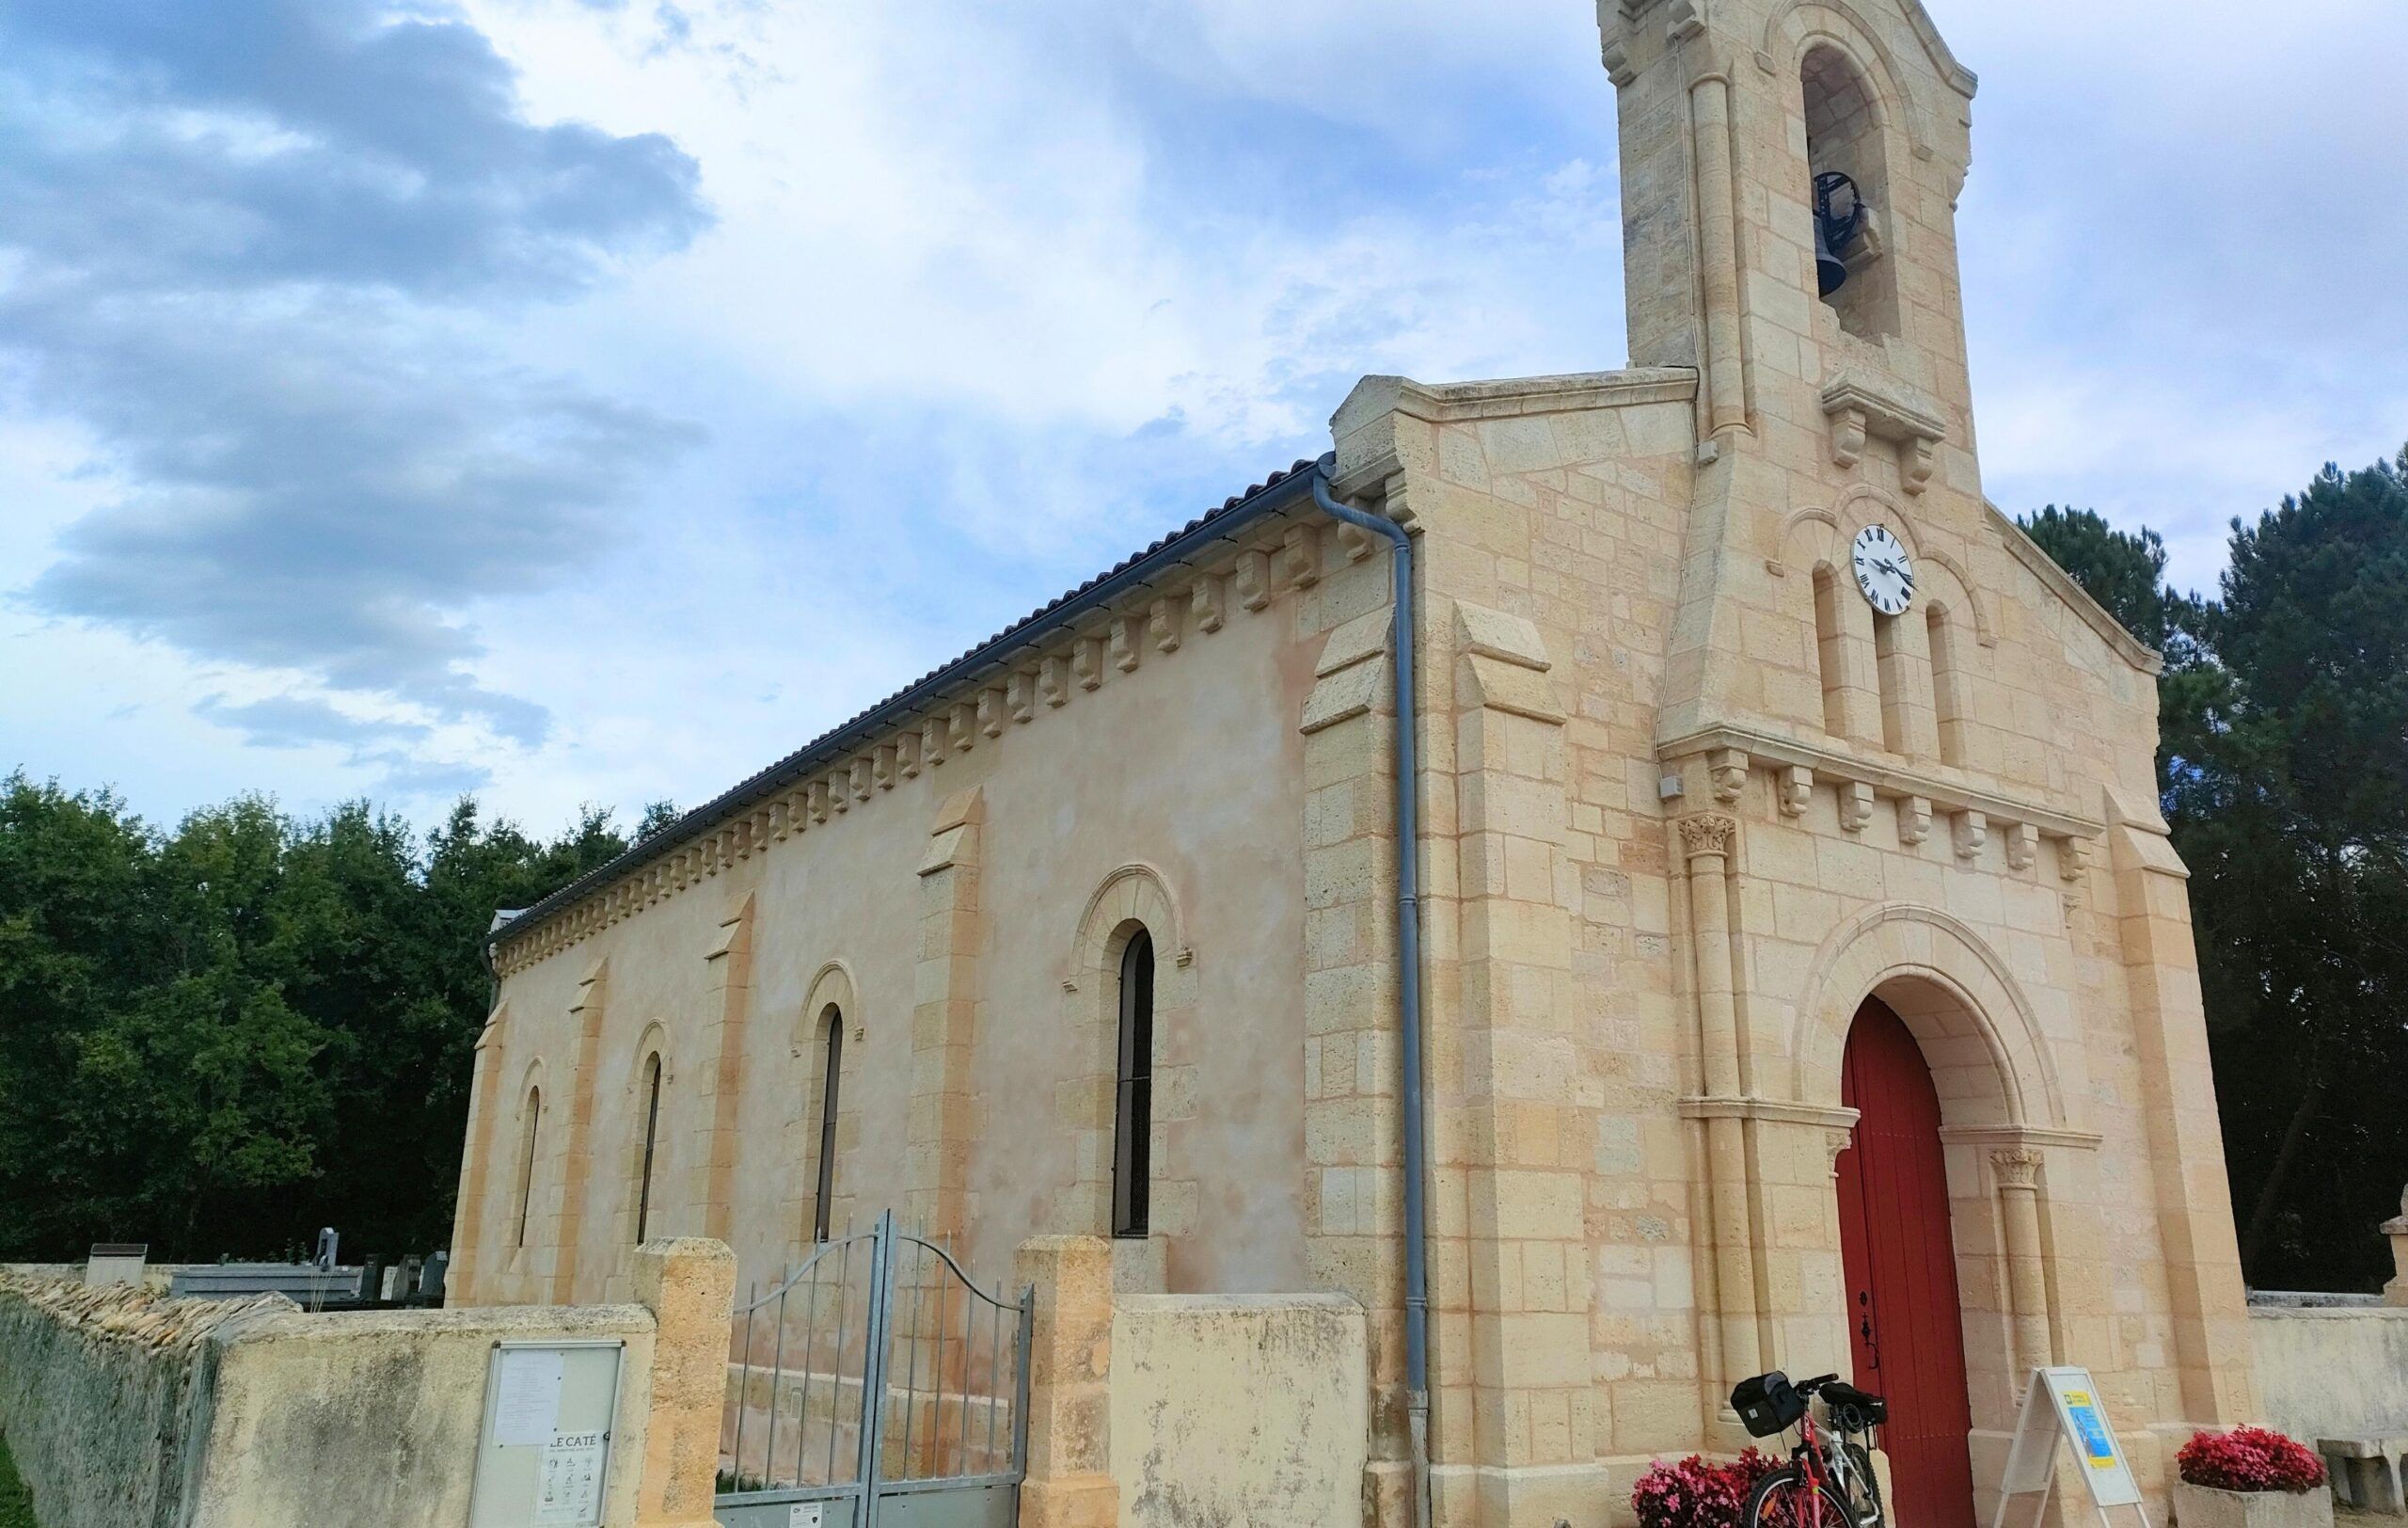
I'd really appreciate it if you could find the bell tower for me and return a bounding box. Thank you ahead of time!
[1599,0,1989,749]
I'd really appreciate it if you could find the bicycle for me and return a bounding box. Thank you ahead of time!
[1730,1370,1889,1528]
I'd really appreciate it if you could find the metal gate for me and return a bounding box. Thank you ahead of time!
[716,1210,1032,1528]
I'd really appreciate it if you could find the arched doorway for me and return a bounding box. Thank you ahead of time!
[1836,997,1977,1528]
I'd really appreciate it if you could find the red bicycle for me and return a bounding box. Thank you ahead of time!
[1732,1370,1888,1528]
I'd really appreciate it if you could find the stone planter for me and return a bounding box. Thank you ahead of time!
[2172,1480,2335,1528]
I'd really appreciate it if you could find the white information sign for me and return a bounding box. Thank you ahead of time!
[535,1430,608,1524]
[493,1348,566,1446]
[1991,1367,2151,1528]
[467,1340,625,1528]
[786,1505,825,1528]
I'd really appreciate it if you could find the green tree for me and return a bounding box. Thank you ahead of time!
[2024,455,2408,1290]
[0,772,652,1262]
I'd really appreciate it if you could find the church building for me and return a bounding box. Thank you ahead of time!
[448,2,2263,1524]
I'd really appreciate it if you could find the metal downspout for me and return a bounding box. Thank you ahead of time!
[1311,454,1432,1528]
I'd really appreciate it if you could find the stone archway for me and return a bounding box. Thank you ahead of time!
[1782,904,2089,1520]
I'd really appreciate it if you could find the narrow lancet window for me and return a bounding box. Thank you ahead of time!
[515,1086,541,1249]
[1111,929,1156,1239]
[813,1006,843,1243]
[634,1052,663,1244]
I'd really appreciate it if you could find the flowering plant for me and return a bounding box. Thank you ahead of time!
[1632,1450,1782,1528]
[2177,1427,2327,1493]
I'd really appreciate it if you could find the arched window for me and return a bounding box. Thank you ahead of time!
[1111,929,1156,1239]
[634,1052,663,1245]
[1928,605,1968,766]
[1814,565,1851,739]
[1802,44,1898,339]
[1873,613,1909,754]
[812,1005,843,1243]
[515,1086,542,1249]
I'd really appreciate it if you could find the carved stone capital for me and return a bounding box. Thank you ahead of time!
[1678,812,1737,863]
[1990,1147,2043,1190]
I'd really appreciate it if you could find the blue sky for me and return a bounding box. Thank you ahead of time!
[4,0,2404,836]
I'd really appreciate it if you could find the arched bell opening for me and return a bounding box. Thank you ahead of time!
[1801,42,1901,340]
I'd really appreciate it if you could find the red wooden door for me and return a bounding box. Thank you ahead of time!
[1836,998,1978,1528]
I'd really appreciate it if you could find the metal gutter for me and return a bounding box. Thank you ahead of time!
[1310,454,1433,1528]
[488,460,1320,954]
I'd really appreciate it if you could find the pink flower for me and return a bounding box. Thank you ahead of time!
[2178,1428,2326,1493]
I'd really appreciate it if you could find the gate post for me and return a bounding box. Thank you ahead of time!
[633,1236,737,1528]
[1014,1235,1117,1528]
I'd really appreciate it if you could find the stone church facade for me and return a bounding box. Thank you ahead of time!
[449,1,2262,1524]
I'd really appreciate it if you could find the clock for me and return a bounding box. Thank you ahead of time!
[1851,524,1915,615]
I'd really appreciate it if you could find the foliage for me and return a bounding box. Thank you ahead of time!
[2020,451,2408,1291]
[0,1429,35,1528]
[1631,1450,1780,1528]
[2177,1427,2326,1493]
[0,775,660,1262]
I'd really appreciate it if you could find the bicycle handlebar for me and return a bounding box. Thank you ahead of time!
[1795,1373,1840,1392]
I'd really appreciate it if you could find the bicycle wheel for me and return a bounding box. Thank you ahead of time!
[1744,1466,1861,1528]
[1839,1441,1882,1526]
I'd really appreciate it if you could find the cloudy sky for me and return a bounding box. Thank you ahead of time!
[4,0,2404,836]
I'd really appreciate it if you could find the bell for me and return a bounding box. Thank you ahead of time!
[1815,219,1849,297]
[1813,170,1863,297]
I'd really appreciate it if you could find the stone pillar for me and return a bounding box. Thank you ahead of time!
[1679,813,1761,1400]
[1687,68,1748,437]
[910,787,986,1243]
[1437,603,1605,1528]
[695,894,756,1243]
[553,959,611,1305]
[2383,1186,2408,1307]
[630,1236,736,1528]
[1299,596,1412,1527]
[1015,1235,1117,1528]
[448,1005,506,1305]
[1991,1149,2053,1376]
[2106,799,2258,1422]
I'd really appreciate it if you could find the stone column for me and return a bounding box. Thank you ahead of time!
[1015,1235,1117,1528]
[1687,68,1749,437]
[909,787,986,1243]
[695,894,756,1243]
[1990,1149,2053,1377]
[2383,1186,2408,1306]
[1680,813,1761,1400]
[447,1005,506,1305]
[553,959,611,1305]
[630,1236,737,1528]
[2106,800,2258,1422]
[1299,597,1413,1528]
[1433,603,1605,1528]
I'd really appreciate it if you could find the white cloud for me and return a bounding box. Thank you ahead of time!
[8,0,2403,831]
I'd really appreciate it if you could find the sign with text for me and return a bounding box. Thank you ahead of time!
[468,1340,626,1528]
[1992,1367,2149,1528]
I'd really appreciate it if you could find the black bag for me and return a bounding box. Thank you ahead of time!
[1822,1381,1888,1431]
[1731,1371,1806,1438]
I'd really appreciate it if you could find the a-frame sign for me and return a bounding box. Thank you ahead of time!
[1990,1367,2151,1528]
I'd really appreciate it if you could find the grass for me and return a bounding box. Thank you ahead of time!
[0,1431,37,1528]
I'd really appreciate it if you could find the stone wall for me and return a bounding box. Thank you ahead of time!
[2248,1303,2408,1444]
[0,1239,734,1528]
[0,1271,283,1528]
[1108,1293,1369,1528]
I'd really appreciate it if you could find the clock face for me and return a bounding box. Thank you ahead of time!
[1851,524,1915,615]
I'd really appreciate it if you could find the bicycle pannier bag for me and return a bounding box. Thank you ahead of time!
[1730,1371,1805,1438]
